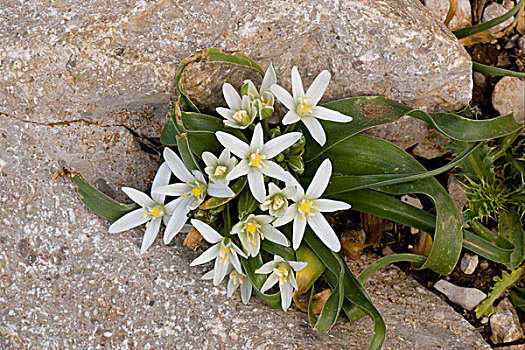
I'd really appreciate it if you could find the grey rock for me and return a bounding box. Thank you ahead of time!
[413,127,450,159]
[483,3,515,33]
[460,253,479,275]
[492,76,525,127]
[434,279,487,311]
[448,175,468,215]
[425,0,473,31]
[490,298,524,344]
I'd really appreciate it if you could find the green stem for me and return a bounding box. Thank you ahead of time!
[222,203,232,236]
[261,119,270,139]
[283,123,297,134]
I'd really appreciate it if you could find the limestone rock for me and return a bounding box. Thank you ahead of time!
[425,0,473,31]
[483,3,515,33]
[460,253,479,275]
[492,77,525,127]
[447,175,468,215]
[490,298,524,344]
[434,279,487,311]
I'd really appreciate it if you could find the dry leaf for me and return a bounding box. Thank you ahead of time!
[183,226,204,251]
[413,231,433,257]
[445,0,459,27]
[361,212,384,244]
[341,241,373,260]
[293,288,332,314]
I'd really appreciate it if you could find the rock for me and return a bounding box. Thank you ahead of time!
[483,3,515,33]
[480,260,490,270]
[490,298,524,344]
[412,127,450,159]
[382,246,396,256]
[425,0,473,31]
[434,279,487,311]
[460,253,479,275]
[401,195,423,209]
[447,175,468,215]
[519,36,525,51]
[492,77,525,127]
[497,345,525,350]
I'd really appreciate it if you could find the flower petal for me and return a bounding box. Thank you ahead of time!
[260,63,277,93]
[201,151,217,167]
[306,158,332,198]
[240,279,252,304]
[255,260,278,274]
[263,132,302,159]
[316,198,351,212]
[154,183,191,197]
[270,84,295,111]
[301,116,326,146]
[308,213,341,252]
[291,66,305,100]
[282,110,301,125]
[280,280,293,311]
[313,106,353,122]
[163,148,194,183]
[250,123,264,149]
[260,273,279,293]
[202,269,215,280]
[108,208,149,233]
[230,252,243,274]
[292,217,307,250]
[218,148,231,163]
[191,219,223,244]
[140,217,162,254]
[216,107,236,120]
[272,205,297,227]
[163,203,190,244]
[151,163,172,203]
[306,70,330,105]
[222,83,242,110]
[122,187,155,208]
[289,261,308,272]
[190,244,220,266]
[216,132,249,158]
[213,258,230,286]
[248,170,266,203]
[226,159,249,181]
[227,275,237,297]
[261,161,291,182]
[261,224,289,247]
[208,183,235,198]
[289,269,299,290]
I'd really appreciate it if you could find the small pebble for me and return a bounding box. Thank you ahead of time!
[401,195,423,209]
[482,3,515,33]
[382,246,395,256]
[519,36,525,51]
[481,317,489,324]
[460,253,479,275]
[479,260,489,270]
[434,279,487,311]
[492,77,525,126]
[490,298,524,344]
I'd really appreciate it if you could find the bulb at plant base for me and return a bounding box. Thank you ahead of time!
[231,214,289,257]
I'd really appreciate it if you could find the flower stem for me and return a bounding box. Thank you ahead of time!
[283,123,297,134]
[262,119,270,139]
[222,203,232,236]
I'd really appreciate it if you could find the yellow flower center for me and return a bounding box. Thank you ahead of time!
[150,208,161,217]
[298,199,317,221]
[297,97,315,116]
[299,201,311,213]
[245,222,258,235]
[273,196,285,211]
[233,110,249,124]
[219,244,230,263]
[214,165,227,177]
[230,270,244,285]
[273,265,289,285]
[248,149,267,169]
[192,186,203,197]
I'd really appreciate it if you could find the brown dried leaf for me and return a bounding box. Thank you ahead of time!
[413,231,433,257]
[183,226,204,251]
[445,0,459,27]
[361,212,384,244]
[293,288,332,314]
[341,241,373,260]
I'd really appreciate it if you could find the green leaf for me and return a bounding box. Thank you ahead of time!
[463,229,514,265]
[510,287,525,312]
[200,177,247,210]
[260,240,296,261]
[295,245,326,295]
[176,134,201,172]
[357,254,427,284]
[308,286,318,326]
[473,62,525,79]
[453,0,524,39]
[241,256,282,309]
[314,252,344,333]
[54,169,138,222]
[499,208,525,269]
[237,186,259,220]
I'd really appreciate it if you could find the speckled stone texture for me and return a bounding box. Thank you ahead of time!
[0,0,486,348]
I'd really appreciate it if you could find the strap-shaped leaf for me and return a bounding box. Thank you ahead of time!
[200,177,247,210]
[473,62,525,79]
[241,255,282,308]
[357,254,427,284]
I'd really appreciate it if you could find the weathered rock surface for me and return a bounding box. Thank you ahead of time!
[492,76,525,127]
[0,117,492,349]
[434,279,487,311]
[460,253,479,275]
[483,2,516,34]
[490,298,524,344]
[425,0,473,31]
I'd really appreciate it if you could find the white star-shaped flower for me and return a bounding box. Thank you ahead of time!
[189,219,247,286]
[154,148,234,244]
[260,182,298,217]
[255,255,307,311]
[216,123,302,203]
[202,266,253,305]
[217,83,257,129]
[231,214,289,257]
[270,66,353,146]
[244,63,277,119]
[202,149,237,186]
[272,159,351,252]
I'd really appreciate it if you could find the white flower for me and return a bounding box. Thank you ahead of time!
[244,63,277,119]
[231,214,289,257]
[109,162,185,254]
[270,66,353,146]
[202,266,253,304]
[273,159,351,252]
[217,83,257,129]
[255,255,307,311]
[154,148,234,244]
[202,149,237,186]
[189,219,247,286]
[260,182,297,217]
[216,123,302,203]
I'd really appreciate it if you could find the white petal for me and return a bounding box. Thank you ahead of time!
[164,196,185,214]
[254,215,273,225]
[261,224,289,246]
[291,66,305,100]
[316,198,351,212]
[122,187,155,208]
[154,183,191,197]
[239,232,260,257]
[216,132,249,158]
[208,183,235,198]
[289,261,308,272]
[268,182,281,195]
[306,70,330,105]
[163,203,190,244]
[223,83,242,110]
[292,217,307,250]
[270,84,295,111]
[218,148,231,163]
[191,219,223,244]
[250,123,264,149]
[260,273,279,293]
[290,185,305,202]
[261,161,291,182]
[201,151,218,167]
[227,276,238,297]
[190,244,220,266]
[263,132,302,159]
[202,269,215,280]
[289,269,299,290]
[108,208,149,233]
[248,170,266,203]
[140,217,162,254]
[308,213,341,252]
[280,281,293,311]
[151,163,172,203]
[313,106,353,122]
[302,117,326,146]
[255,261,278,274]
[240,279,252,304]
[163,148,194,183]
[224,120,245,129]
[260,63,277,93]
[231,243,248,259]
[216,107,236,120]
[226,160,249,180]
[230,252,244,274]
[282,110,301,125]
[306,158,332,198]
[272,205,297,227]
[213,258,230,286]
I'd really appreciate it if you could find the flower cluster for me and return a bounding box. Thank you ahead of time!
[109,65,353,310]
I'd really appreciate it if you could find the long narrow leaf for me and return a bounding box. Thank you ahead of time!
[473,62,525,78]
